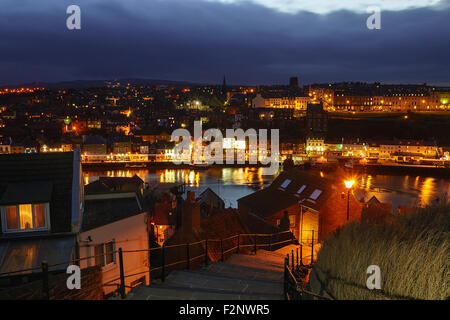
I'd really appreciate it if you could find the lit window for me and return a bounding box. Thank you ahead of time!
[309,189,323,200]
[280,179,291,189]
[1,203,49,232]
[296,185,307,195]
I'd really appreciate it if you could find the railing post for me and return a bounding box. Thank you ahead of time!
[311,230,314,265]
[300,244,303,266]
[41,261,49,300]
[291,250,294,272]
[118,248,126,299]
[220,239,224,262]
[296,247,299,269]
[161,244,166,282]
[254,234,257,254]
[186,243,190,270]
[237,234,240,254]
[74,241,80,267]
[204,240,209,266]
[284,256,288,300]
[148,247,152,285]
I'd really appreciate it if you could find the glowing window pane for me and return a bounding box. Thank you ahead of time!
[5,206,17,229]
[19,204,33,229]
[34,204,46,228]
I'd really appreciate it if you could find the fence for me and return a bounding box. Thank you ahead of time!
[0,230,296,300]
[283,245,331,301]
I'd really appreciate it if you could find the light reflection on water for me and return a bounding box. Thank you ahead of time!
[83,168,449,210]
[355,174,449,210]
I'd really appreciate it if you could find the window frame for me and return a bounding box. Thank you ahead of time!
[0,203,50,233]
[94,240,116,268]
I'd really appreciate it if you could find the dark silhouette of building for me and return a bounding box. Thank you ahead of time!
[306,103,328,135]
[289,77,299,88]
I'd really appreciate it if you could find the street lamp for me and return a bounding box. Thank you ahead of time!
[344,180,355,222]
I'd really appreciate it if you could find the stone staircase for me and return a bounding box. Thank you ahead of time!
[127,250,285,300]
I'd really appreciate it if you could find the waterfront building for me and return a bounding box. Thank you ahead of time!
[251,92,309,117]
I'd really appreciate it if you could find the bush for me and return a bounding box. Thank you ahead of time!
[314,204,449,300]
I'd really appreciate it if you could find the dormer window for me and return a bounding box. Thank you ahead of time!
[0,181,52,233]
[279,179,291,189]
[1,203,50,232]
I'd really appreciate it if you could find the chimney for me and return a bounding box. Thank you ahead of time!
[279,210,290,231]
[181,191,200,231]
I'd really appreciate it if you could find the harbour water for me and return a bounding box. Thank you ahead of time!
[83,167,450,211]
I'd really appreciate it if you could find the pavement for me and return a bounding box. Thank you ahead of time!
[127,250,285,300]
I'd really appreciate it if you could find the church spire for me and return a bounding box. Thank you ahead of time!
[222,75,227,94]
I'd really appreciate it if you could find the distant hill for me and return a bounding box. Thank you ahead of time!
[2,78,201,89]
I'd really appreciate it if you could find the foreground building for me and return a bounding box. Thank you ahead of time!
[0,151,83,282]
[238,169,363,243]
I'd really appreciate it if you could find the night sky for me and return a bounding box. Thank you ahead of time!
[1,0,449,86]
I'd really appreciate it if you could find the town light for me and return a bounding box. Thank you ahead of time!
[344,180,355,189]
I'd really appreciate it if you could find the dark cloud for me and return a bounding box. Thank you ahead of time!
[0,0,448,86]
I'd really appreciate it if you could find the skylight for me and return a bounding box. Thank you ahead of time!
[280,179,291,189]
[296,185,306,194]
[309,189,323,200]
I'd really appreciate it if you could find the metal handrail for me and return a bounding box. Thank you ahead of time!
[0,229,298,300]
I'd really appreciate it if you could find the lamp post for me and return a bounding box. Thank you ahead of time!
[344,180,355,222]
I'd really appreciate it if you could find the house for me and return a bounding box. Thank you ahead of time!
[0,151,83,283]
[133,128,171,144]
[111,136,132,154]
[0,137,11,154]
[82,135,107,155]
[78,176,149,297]
[160,191,292,270]
[196,187,225,217]
[361,196,393,225]
[238,169,364,243]
[145,183,179,245]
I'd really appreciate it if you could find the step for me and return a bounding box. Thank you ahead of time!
[129,283,283,300]
[162,270,283,295]
[203,261,283,282]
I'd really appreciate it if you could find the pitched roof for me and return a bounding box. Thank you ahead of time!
[0,181,53,205]
[82,196,143,231]
[85,175,144,195]
[0,235,76,275]
[238,169,332,218]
